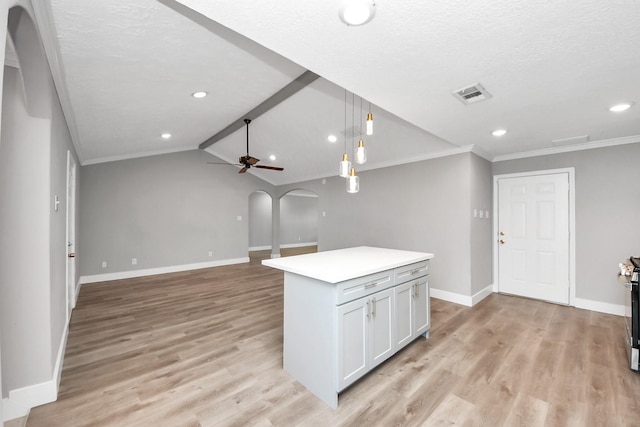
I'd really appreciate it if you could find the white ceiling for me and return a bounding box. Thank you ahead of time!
[42,0,640,185]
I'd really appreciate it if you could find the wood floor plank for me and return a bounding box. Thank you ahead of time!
[25,248,640,426]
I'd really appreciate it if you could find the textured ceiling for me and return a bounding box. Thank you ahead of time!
[45,0,640,185]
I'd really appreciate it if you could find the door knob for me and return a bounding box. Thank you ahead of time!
[499,231,505,236]
[68,253,76,258]
[499,240,505,245]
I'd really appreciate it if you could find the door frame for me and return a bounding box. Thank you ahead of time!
[492,167,576,306]
[65,150,77,318]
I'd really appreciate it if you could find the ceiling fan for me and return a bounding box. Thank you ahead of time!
[208,119,284,174]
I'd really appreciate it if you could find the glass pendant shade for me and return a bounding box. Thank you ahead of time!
[366,112,373,135]
[347,168,359,193]
[355,140,367,164]
[339,153,351,178]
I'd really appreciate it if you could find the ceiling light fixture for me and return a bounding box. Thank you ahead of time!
[161,133,172,139]
[269,155,276,161]
[339,90,352,178]
[355,97,367,164]
[366,102,374,135]
[339,0,376,26]
[609,102,633,112]
[328,135,337,143]
[492,129,507,137]
[192,91,207,98]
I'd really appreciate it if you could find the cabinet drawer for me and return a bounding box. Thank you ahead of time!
[336,270,393,305]
[395,261,429,284]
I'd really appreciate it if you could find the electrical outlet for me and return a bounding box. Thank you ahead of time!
[479,210,484,219]
[485,210,490,219]
[473,209,478,218]
[132,258,137,265]
[322,211,326,217]
[236,215,242,221]
[208,251,213,257]
[101,261,107,268]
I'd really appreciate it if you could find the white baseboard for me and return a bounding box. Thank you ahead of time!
[430,285,494,307]
[2,302,70,422]
[471,285,494,306]
[79,257,249,285]
[249,242,318,251]
[574,297,624,316]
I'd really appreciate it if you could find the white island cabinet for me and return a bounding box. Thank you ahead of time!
[262,246,434,408]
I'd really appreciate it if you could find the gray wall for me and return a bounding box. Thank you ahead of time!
[279,192,318,246]
[493,143,640,305]
[79,149,274,275]
[469,154,493,296]
[0,2,79,401]
[277,152,493,298]
[248,191,272,248]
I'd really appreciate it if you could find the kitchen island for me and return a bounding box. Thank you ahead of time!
[262,246,434,408]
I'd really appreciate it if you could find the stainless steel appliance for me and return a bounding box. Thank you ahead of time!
[623,257,640,371]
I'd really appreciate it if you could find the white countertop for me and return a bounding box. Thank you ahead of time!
[262,246,434,283]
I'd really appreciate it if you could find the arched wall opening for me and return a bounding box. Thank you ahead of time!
[1,3,55,419]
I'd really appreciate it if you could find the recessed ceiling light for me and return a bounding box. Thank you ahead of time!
[492,129,507,137]
[609,102,633,112]
[192,91,207,99]
[327,135,337,143]
[161,133,172,139]
[338,0,376,26]
[269,155,276,161]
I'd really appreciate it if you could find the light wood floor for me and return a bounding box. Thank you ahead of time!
[27,249,640,426]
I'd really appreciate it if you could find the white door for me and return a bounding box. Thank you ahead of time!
[497,172,570,304]
[66,151,77,317]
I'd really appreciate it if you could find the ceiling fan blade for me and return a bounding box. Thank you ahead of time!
[255,165,284,171]
[207,162,242,166]
[246,156,260,165]
[238,166,248,174]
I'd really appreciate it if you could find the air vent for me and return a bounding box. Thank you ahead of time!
[452,83,492,105]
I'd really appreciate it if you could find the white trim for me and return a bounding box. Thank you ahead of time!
[81,146,197,166]
[79,257,249,285]
[574,298,624,317]
[430,285,494,307]
[430,288,473,307]
[492,168,576,306]
[471,285,494,306]
[2,375,56,422]
[492,135,640,162]
[249,242,318,251]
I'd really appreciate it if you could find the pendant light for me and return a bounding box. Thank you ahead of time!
[338,89,351,177]
[355,97,367,164]
[366,101,373,135]
[347,167,359,193]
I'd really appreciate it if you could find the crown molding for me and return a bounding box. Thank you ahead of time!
[492,135,640,162]
[30,1,85,164]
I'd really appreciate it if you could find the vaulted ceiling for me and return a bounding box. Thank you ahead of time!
[33,0,640,185]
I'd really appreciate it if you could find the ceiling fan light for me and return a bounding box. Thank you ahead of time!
[347,168,359,193]
[355,140,367,164]
[339,0,376,26]
[366,112,373,135]
[339,153,351,178]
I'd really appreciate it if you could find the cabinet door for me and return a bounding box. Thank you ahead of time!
[369,288,395,368]
[337,298,368,390]
[414,277,429,337]
[395,281,414,350]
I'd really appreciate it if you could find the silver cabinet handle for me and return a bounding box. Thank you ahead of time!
[411,269,421,275]
[364,282,377,289]
[372,297,376,317]
[366,299,371,319]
